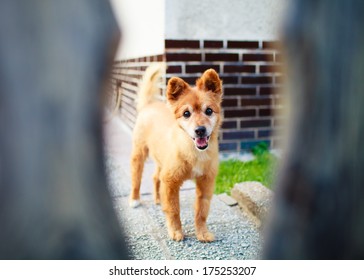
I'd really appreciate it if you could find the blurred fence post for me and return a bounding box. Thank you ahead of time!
[0,0,128,259]
[264,0,364,259]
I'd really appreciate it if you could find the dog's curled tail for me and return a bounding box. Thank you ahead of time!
[137,62,166,112]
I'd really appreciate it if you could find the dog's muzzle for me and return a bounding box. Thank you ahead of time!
[193,126,210,150]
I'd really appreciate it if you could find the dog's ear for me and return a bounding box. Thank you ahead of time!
[196,69,222,96]
[167,77,189,103]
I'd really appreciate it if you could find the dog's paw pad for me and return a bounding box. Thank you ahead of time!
[197,231,215,242]
[129,199,141,208]
[169,230,184,242]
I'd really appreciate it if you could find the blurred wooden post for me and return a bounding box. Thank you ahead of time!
[0,1,128,259]
[264,1,364,259]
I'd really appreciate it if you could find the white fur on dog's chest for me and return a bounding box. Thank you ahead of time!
[191,152,210,178]
[192,164,204,177]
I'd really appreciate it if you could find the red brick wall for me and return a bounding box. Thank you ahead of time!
[109,39,284,153]
[109,55,164,129]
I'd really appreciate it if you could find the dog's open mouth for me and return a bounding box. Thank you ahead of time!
[192,136,210,150]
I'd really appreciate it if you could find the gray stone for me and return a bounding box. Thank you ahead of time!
[217,193,238,206]
[231,181,273,228]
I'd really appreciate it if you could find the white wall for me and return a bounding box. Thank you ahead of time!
[165,0,288,40]
[110,0,165,60]
[110,0,288,60]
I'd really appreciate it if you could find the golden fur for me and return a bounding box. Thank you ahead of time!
[129,63,223,242]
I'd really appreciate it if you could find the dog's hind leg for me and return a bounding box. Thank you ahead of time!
[129,144,148,208]
[153,165,161,205]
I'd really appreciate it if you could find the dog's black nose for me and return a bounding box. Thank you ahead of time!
[195,126,206,137]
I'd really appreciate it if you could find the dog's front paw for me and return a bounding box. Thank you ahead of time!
[168,230,184,241]
[196,231,215,242]
[129,199,141,208]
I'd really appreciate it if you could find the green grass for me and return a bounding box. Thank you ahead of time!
[215,143,278,194]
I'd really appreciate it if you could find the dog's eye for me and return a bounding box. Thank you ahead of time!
[183,111,191,118]
[205,108,213,116]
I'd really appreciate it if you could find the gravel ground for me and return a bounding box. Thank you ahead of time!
[105,155,263,260]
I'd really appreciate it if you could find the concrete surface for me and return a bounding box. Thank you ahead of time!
[165,0,288,40]
[232,182,274,228]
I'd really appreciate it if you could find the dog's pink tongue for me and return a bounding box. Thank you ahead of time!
[196,137,208,147]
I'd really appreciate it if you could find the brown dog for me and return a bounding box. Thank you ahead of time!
[129,63,223,242]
